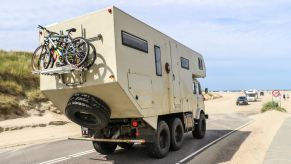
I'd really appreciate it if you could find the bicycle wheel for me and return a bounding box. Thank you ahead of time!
[83,42,97,69]
[65,37,89,67]
[32,45,51,71]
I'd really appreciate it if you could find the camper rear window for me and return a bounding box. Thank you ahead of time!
[121,31,148,53]
[180,57,189,70]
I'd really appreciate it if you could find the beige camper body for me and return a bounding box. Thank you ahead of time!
[39,6,207,157]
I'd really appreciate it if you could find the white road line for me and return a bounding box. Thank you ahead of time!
[38,149,95,164]
[38,157,70,164]
[176,120,255,164]
[69,150,95,157]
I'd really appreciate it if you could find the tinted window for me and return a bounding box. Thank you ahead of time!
[181,57,189,70]
[121,31,148,53]
[198,58,203,70]
[239,97,246,100]
[154,46,162,76]
[198,83,202,95]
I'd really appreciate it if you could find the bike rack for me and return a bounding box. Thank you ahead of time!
[32,66,87,86]
[32,65,86,75]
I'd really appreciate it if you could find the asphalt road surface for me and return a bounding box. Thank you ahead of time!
[0,113,253,164]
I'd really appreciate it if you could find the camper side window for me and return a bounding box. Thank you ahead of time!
[193,83,197,94]
[198,83,202,95]
[181,57,189,70]
[198,58,203,70]
[154,46,162,76]
[121,31,148,53]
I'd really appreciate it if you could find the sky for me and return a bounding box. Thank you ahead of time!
[1,0,291,90]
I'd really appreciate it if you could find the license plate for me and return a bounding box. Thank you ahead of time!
[81,127,89,137]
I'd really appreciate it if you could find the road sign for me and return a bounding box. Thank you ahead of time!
[272,90,281,97]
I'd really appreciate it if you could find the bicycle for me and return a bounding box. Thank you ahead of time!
[32,25,89,71]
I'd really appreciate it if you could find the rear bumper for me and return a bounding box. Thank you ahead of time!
[68,137,146,143]
[237,101,248,104]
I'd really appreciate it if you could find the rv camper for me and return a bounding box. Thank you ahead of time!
[245,89,258,102]
[38,6,207,158]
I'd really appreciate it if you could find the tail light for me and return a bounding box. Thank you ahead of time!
[108,8,112,14]
[132,120,139,127]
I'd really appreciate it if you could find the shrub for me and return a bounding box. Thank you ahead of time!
[26,89,48,103]
[261,101,286,113]
[0,80,23,96]
[0,94,23,116]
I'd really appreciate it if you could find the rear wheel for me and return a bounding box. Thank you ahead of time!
[118,143,134,149]
[93,141,117,155]
[192,113,206,139]
[65,37,89,67]
[146,120,170,158]
[169,118,184,151]
[31,45,51,71]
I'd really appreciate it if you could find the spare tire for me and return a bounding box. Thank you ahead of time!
[65,93,111,129]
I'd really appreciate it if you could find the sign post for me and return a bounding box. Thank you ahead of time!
[272,90,281,107]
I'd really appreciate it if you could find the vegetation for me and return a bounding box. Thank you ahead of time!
[261,101,286,113]
[0,50,48,118]
[0,94,25,119]
[27,89,48,103]
[0,80,23,95]
[0,50,38,90]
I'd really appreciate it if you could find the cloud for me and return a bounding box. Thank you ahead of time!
[1,0,291,89]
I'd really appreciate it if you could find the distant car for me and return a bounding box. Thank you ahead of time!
[260,91,264,96]
[236,96,248,105]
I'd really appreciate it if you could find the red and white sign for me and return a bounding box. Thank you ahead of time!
[272,90,281,97]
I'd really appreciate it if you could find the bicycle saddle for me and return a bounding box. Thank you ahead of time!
[66,28,77,33]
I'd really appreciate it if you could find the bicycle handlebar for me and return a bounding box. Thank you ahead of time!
[38,25,59,36]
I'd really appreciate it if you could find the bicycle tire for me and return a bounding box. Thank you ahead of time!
[65,37,89,67]
[31,45,51,71]
[83,42,97,69]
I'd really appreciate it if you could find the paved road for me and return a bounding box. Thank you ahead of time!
[264,117,291,164]
[0,113,253,164]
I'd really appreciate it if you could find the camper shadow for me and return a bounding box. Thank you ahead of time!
[85,52,115,83]
[57,52,115,86]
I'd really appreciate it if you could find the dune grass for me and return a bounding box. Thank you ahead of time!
[0,50,38,91]
[0,80,23,96]
[26,89,48,103]
[0,94,21,115]
[0,50,49,118]
[261,101,286,113]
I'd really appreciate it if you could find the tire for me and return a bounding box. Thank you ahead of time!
[169,118,184,151]
[65,37,89,67]
[118,143,134,149]
[65,93,111,129]
[146,120,170,158]
[192,113,206,139]
[93,141,117,155]
[32,45,51,71]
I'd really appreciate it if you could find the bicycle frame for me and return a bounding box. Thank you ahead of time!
[46,34,73,66]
